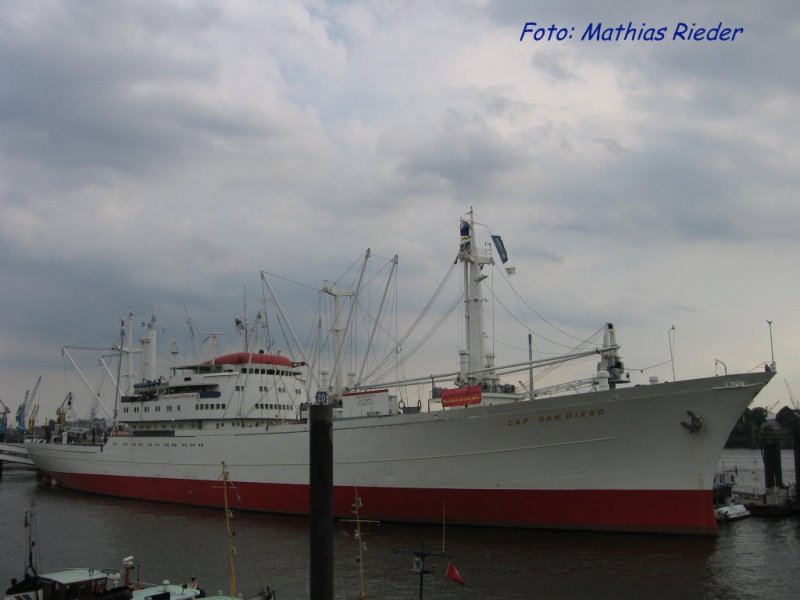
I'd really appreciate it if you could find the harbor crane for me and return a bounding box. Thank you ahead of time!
[16,376,41,433]
[27,404,40,434]
[56,392,74,430]
[786,379,798,410]
[0,397,10,436]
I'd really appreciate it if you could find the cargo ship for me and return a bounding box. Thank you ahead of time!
[26,212,774,535]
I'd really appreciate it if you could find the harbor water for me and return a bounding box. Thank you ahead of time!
[1,449,798,600]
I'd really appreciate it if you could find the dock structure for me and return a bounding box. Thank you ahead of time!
[309,403,333,600]
[742,424,796,518]
[0,442,34,480]
[0,442,32,465]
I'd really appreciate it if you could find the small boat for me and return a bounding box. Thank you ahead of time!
[712,469,738,506]
[744,499,794,518]
[4,502,131,600]
[4,560,204,600]
[214,464,276,600]
[712,469,750,522]
[4,501,202,600]
[130,580,201,600]
[4,568,130,600]
[714,503,750,522]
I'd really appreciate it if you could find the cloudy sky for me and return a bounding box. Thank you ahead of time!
[1,1,798,422]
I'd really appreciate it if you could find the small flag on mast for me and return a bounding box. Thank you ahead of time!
[446,560,465,585]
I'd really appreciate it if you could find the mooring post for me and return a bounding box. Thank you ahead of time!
[309,403,333,600]
[793,426,800,504]
[762,431,783,489]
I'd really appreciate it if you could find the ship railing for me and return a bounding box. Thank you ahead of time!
[362,346,618,391]
[532,378,598,398]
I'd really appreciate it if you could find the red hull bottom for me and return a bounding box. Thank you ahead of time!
[48,471,718,536]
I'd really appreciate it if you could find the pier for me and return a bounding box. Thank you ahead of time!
[0,442,33,479]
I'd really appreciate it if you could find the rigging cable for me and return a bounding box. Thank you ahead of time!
[490,262,596,346]
[360,260,458,383]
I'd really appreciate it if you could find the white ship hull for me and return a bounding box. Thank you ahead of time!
[27,371,771,535]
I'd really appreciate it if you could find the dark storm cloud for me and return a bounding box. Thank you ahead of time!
[0,1,797,411]
[0,2,283,177]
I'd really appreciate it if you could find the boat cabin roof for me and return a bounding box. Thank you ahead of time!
[41,569,118,586]
[132,583,201,600]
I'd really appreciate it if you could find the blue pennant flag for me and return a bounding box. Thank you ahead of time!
[491,235,508,263]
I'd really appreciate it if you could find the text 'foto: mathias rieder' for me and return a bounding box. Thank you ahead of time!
[520,21,744,43]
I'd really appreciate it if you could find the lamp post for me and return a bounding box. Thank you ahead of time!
[668,325,676,381]
[767,320,775,371]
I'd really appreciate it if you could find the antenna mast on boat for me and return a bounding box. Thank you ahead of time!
[140,315,157,382]
[113,318,124,429]
[456,210,497,391]
[323,249,370,399]
[356,254,398,388]
[260,272,322,392]
[242,285,249,354]
[23,500,39,578]
[218,462,237,598]
[352,495,367,600]
[124,309,134,396]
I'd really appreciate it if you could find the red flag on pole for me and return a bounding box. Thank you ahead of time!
[446,560,465,585]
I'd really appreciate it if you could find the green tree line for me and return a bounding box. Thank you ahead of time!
[726,406,800,448]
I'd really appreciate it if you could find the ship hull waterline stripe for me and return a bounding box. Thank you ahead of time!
[45,471,718,536]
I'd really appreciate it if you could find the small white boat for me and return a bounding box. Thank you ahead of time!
[4,502,202,600]
[714,503,750,522]
[4,568,130,600]
[4,564,204,600]
[131,580,201,600]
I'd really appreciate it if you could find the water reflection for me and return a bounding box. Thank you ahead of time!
[2,462,799,600]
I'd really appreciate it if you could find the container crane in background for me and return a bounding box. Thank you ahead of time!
[0,397,10,438]
[27,404,40,434]
[785,380,798,410]
[56,392,74,430]
[16,376,41,433]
